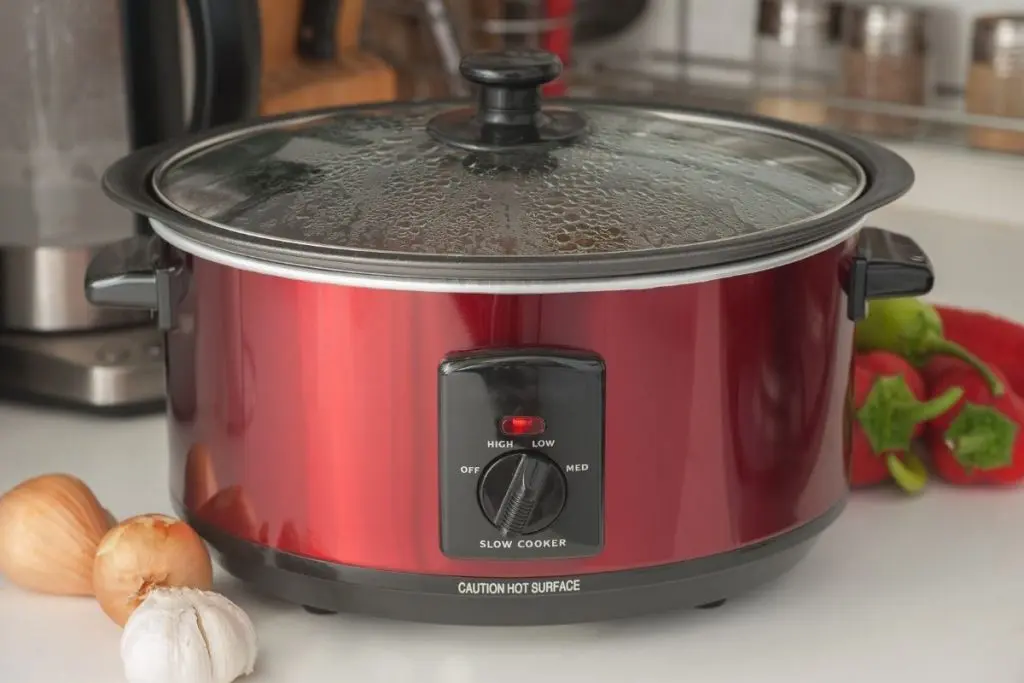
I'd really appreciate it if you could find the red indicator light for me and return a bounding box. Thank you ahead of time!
[500,415,546,436]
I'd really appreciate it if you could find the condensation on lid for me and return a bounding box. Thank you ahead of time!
[150,102,866,261]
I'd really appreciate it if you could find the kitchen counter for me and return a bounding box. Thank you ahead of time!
[3,204,1024,683]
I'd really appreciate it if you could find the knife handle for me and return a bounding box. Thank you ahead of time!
[298,0,342,61]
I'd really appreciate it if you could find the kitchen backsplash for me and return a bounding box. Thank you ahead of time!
[589,0,1024,90]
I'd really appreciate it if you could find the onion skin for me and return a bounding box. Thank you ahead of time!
[0,473,113,596]
[93,514,213,627]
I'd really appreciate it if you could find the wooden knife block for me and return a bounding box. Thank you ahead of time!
[258,0,397,116]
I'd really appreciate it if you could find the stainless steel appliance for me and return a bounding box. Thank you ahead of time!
[0,0,260,412]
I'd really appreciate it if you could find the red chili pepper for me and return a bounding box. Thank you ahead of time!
[934,305,1024,395]
[851,351,963,493]
[923,358,1024,486]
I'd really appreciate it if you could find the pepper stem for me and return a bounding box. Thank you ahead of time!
[857,377,963,455]
[925,336,1005,397]
[903,386,964,424]
[886,451,928,494]
[953,434,991,454]
[945,402,1019,471]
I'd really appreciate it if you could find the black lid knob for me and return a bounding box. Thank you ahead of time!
[460,50,562,87]
[427,50,586,154]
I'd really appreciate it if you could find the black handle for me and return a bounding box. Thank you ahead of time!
[426,50,586,153]
[120,0,188,148]
[845,227,935,321]
[298,0,342,61]
[85,236,187,331]
[185,0,263,130]
[120,0,189,237]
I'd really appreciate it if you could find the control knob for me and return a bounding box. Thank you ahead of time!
[478,451,567,536]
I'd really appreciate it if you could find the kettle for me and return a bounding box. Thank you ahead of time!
[0,0,260,412]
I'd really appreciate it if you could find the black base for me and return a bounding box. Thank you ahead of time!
[181,500,843,626]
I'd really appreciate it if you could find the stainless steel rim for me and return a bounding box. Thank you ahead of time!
[150,216,866,294]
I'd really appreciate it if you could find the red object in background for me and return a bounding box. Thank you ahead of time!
[542,0,573,96]
[167,238,854,578]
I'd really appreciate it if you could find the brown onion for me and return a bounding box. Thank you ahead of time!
[93,513,213,626]
[0,473,113,595]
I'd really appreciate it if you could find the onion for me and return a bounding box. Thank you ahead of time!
[93,514,213,627]
[0,473,113,595]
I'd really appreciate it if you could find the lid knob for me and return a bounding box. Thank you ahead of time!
[427,50,586,153]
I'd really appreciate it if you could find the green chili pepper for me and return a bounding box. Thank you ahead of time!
[855,298,1004,397]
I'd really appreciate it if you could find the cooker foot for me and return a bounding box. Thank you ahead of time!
[302,605,337,616]
[696,599,727,610]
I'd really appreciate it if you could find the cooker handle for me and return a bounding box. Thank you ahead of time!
[84,235,185,331]
[845,227,934,322]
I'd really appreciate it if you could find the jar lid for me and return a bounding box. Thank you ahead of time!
[140,51,876,285]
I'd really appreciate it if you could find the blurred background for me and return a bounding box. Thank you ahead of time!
[2,0,1024,415]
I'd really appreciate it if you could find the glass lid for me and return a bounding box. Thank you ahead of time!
[147,51,869,283]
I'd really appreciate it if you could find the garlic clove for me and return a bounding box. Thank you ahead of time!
[0,473,113,595]
[122,593,215,683]
[194,591,258,682]
[122,587,258,683]
[94,514,213,626]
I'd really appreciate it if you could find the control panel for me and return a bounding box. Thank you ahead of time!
[439,349,604,560]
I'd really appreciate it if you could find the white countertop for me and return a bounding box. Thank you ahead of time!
[4,203,1024,682]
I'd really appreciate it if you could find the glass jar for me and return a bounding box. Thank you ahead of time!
[754,0,843,126]
[837,3,930,137]
[965,15,1024,154]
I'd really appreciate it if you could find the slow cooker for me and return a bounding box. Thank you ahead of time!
[85,50,936,625]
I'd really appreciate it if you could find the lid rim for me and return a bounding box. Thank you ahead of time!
[103,98,911,282]
[150,208,864,281]
[149,216,868,293]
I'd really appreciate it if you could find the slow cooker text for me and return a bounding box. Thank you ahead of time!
[456,579,582,595]
[479,538,567,549]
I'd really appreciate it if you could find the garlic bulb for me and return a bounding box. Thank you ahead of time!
[121,587,257,683]
[0,473,113,595]
[94,514,213,626]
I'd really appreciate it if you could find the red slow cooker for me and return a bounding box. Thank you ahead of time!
[85,51,934,625]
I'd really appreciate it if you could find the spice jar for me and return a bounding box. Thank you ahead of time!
[837,3,930,137]
[754,0,843,126]
[965,15,1024,154]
